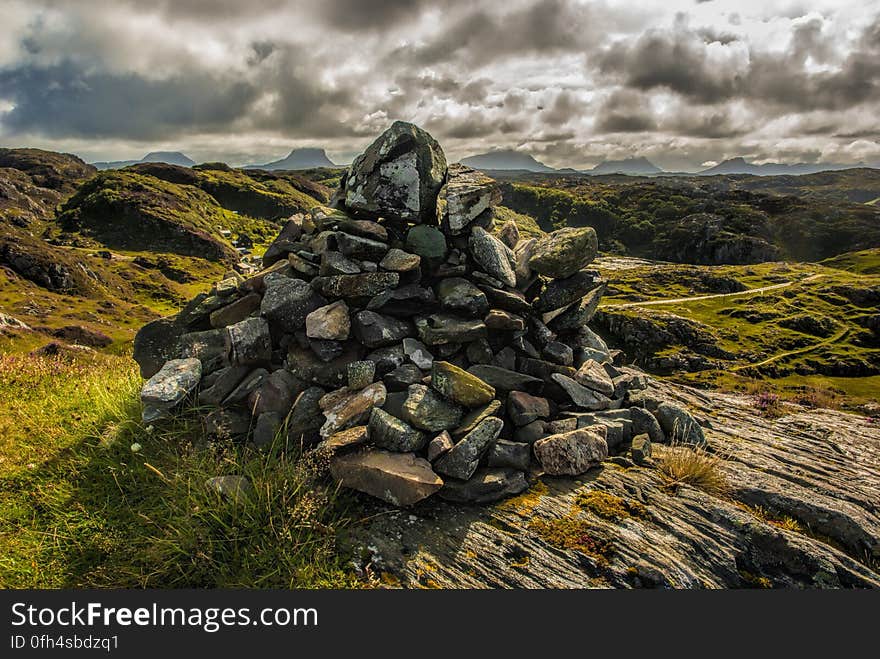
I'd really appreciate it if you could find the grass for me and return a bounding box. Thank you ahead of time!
[656,443,728,495]
[0,349,359,588]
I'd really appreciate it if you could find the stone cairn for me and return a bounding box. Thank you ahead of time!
[134,121,706,506]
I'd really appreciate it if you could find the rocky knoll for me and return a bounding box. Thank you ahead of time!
[134,120,701,507]
[132,123,878,586]
[343,375,880,588]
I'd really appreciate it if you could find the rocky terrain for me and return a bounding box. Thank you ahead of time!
[129,122,879,588]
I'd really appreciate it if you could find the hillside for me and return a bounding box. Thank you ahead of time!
[499,173,880,263]
[93,151,196,170]
[460,149,555,172]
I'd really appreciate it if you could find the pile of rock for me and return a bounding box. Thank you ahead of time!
[134,121,706,507]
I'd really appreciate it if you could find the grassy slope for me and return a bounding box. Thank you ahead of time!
[596,256,880,407]
[0,347,359,588]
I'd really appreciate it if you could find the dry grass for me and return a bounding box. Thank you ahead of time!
[657,442,728,495]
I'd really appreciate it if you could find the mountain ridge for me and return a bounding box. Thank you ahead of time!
[245,148,337,170]
[92,151,196,170]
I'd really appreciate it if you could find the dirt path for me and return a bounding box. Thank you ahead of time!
[732,327,851,372]
[605,273,824,310]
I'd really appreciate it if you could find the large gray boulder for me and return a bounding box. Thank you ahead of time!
[533,426,609,476]
[339,121,447,225]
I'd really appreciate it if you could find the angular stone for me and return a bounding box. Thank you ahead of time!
[548,283,606,332]
[630,406,666,444]
[430,360,496,408]
[353,310,413,348]
[485,309,525,331]
[140,358,201,420]
[340,121,447,225]
[178,328,229,374]
[487,439,532,471]
[427,430,455,461]
[305,300,351,341]
[288,252,318,277]
[574,359,615,396]
[347,360,376,389]
[319,382,387,438]
[405,225,447,266]
[415,314,486,345]
[400,384,463,432]
[444,164,501,234]
[226,317,272,366]
[655,402,706,446]
[401,337,433,370]
[511,336,540,359]
[479,285,531,313]
[379,248,421,272]
[366,344,407,375]
[133,316,182,379]
[469,226,516,287]
[514,420,547,445]
[492,346,517,370]
[262,217,303,267]
[551,373,611,410]
[210,293,262,329]
[261,273,327,333]
[309,338,344,362]
[311,272,399,300]
[547,417,578,434]
[320,251,361,276]
[336,231,389,261]
[241,259,293,294]
[435,277,489,317]
[529,227,599,279]
[205,408,252,440]
[367,284,437,317]
[467,364,543,394]
[533,270,605,313]
[507,391,551,426]
[465,338,494,364]
[451,399,502,439]
[199,365,250,407]
[330,449,443,506]
[384,363,424,391]
[368,407,427,452]
[320,425,368,452]
[631,434,652,465]
[248,368,299,416]
[253,412,283,448]
[514,238,537,288]
[336,218,388,242]
[434,417,504,480]
[287,386,326,437]
[223,368,268,406]
[534,426,609,476]
[439,468,528,504]
[542,341,573,366]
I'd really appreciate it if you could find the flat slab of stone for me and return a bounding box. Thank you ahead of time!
[140,358,202,420]
[439,468,528,504]
[331,449,443,506]
[431,360,495,408]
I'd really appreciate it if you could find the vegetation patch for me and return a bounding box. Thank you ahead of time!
[657,444,728,495]
[529,512,614,564]
[575,489,646,522]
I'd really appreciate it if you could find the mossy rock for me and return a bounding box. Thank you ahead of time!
[430,361,495,407]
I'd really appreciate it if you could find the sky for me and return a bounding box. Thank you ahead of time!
[1,0,878,171]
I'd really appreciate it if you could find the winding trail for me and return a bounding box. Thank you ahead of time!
[731,327,851,372]
[604,273,824,309]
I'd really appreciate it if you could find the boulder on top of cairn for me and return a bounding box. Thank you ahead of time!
[330,449,443,507]
[338,121,447,225]
[140,358,201,422]
[528,227,599,279]
[444,164,501,235]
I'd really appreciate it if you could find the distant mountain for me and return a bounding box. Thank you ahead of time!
[698,157,861,176]
[92,151,195,170]
[459,149,555,172]
[246,148,336,170]
[588,157,663,175]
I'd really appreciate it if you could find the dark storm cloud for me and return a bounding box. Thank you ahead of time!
[0,60,259,140]
[390,0,588,66]
[315,0,442,31]
[594,90,657,133]
[596,14,880,111]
